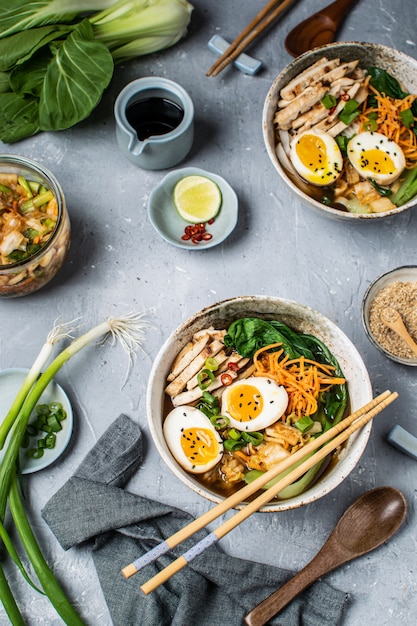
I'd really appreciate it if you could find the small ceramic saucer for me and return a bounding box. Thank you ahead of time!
[0,368,73,473]
[148,167,238,249]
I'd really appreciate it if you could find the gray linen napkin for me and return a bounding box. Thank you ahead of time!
[42,414,348,626]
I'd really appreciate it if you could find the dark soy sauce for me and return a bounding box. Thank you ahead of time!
[126,97,184,140]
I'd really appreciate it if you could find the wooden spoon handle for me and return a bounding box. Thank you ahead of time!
[393,325,417,355]
[244,543,347,626]
[324,0,358,21]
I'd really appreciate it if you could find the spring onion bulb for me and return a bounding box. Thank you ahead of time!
[0,319,77,450]
[0,312,151,624]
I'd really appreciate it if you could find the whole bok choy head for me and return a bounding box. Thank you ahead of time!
[0,0,194,143]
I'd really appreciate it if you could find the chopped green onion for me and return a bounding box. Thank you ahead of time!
[21,190,53,214]
[335,135,349,155]
[36,404,50,416]
[18,176,33,199]
[241,431,264,445]
[228,428,242,441]
[294,415,314,433]
[400,108,414,129]
[28,448,44,459]
[338,99,360,125]
[363,118,378,132]
[321,196,333,206]
[321,94,337,109]
[210,415,230,430]
[0,183,12,194]
[195,391,220,418]
[204,357,218,371]
[223,439,246,451]
[197,368,215,390]
[44,433,56,449]
[26,425,38,437]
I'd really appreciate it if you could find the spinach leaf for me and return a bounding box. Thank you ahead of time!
[224,318,301,359]
[0,92,39,143]
[39,19,113,131]
[367,66,409,99]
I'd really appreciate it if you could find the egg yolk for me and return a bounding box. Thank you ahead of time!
[356,149,395,175]
[180,427,220,466]
[226,384,264,423]
[295,134,328,172]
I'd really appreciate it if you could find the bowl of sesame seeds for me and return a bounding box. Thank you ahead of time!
[362,266,417,365]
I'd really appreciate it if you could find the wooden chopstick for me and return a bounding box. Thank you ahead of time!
[206,0,299,77]
[139,390,397,594]
[121,391,395,581]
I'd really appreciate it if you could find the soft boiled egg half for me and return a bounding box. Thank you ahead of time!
[290,129,343,186]
[221,376,288,432]
[347,131,406,185]
[163,406,223,474]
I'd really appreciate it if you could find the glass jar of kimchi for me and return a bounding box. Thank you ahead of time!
[0,155,70,297]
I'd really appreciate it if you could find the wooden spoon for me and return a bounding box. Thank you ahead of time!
[285,0,359,57]
[244,486,406,626]
[380,307,417,356]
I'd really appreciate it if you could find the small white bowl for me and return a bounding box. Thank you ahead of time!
[147,296,372,512]
[263,42,417,221]
[0,368,73,473]
[362,266,417,365]
[148,167,238,249]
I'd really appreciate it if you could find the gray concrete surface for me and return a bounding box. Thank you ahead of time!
[0,1,416,624]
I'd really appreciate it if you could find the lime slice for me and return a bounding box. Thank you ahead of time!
[173,175,222,223]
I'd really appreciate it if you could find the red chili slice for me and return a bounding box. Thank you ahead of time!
[340,93,350,101]
[227,361,239,372]
[221,373,233,386]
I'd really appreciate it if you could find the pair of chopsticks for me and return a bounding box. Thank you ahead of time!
[206,0,299,77]
[122,390,397,594]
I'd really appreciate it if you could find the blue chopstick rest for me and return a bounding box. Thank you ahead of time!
[207,35,263,75]
[387,425,417,461]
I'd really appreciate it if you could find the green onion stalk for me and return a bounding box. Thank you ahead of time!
[0,312,150,624]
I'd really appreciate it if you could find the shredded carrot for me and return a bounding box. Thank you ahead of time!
[253,343,346,419]
[358,84,417,167]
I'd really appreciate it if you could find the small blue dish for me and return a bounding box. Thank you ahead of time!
[0,368,73,474]
[148,167,238,249]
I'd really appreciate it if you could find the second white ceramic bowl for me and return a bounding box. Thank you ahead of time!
[263,42,417,221]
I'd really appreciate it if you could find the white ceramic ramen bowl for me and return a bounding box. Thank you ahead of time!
[263,42,417,221]
[147,296,373,512]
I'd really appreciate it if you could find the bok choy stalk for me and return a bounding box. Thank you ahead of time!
[0,312,150,624]
[90,0,194,62]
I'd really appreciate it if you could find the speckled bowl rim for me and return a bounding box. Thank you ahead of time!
[362,265,417,365]
[263,41,417,221]
[146,295,373,512]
